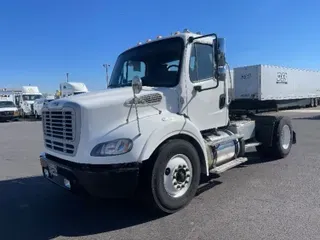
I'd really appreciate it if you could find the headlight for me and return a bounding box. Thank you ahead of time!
[90,138,133,156]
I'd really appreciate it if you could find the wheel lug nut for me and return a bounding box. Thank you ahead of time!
[186,174,190,177]
[177,185,181,189]
[185,180,189,183]
[178,165,182,169]
[186,169,189,172]
[165,168,171,175]
[173,182,177,185]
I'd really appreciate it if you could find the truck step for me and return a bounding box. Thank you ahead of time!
[210,157,248,174]
[207,134,243,147]
[245,142,261,151]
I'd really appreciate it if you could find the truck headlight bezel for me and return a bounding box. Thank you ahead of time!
[90,138,133,157]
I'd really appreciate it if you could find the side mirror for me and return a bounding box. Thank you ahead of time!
[132,76,142,94]
[217,38,226,67]
[213,37,227,81]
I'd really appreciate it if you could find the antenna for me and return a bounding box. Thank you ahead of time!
[66,73,69,82]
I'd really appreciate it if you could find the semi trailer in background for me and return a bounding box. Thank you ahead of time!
[230,64,320,111]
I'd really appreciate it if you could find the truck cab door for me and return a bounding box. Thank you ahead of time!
[185,40,228,131]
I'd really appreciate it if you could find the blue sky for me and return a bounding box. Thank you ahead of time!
[0,0,319,93]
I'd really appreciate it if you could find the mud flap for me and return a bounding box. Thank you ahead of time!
[292,131,297,144]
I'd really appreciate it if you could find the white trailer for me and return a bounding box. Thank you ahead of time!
[59,82,88,98]
[39,30,297,214]
[231,64,320,111]
[0,93,14,103]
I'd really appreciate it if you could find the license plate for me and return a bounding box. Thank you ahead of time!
[48,163,58,177]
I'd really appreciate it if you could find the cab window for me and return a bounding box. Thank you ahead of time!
[189,43,214,82]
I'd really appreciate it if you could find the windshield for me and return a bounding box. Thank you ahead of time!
[109,37,184,88]
[22,94,42,101]
[0,101,15,108]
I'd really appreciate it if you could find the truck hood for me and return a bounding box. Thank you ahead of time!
[47,86,180,140]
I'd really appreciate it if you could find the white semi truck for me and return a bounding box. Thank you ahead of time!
[33,95,55,119]
[15,86,43,117]
[39,30,297,214]
[59,82,88,98]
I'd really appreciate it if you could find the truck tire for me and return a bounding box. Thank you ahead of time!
[310,98,315,108]
[147,139,201,214]
[256,116,293,159]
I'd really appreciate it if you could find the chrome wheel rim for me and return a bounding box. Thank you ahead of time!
[163,154,193,198]
[281,125,291,150]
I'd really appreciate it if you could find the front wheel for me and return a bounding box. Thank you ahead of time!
[148,139,201,214]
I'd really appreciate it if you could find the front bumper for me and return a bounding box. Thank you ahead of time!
[40,153,141,198]
[0,115,18,121]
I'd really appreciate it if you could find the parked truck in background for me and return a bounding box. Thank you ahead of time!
[39,30,297,214]
[0,100,19,121]
[33,95,55,119]
[14,86,43,118]
[59,82,88,98]
[230,64,320,111]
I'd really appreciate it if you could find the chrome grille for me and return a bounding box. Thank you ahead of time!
[42,108,76,155]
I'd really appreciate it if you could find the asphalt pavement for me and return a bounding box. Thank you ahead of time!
[1,108,320,240]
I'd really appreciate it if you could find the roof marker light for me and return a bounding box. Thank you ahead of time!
[156,35,162,39]
[183,29,190,33]
[174,31,180,35]
[146,39,152,42]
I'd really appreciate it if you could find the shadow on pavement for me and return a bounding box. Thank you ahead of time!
[0,176,160,240]
[293,115,320,120]
[236,151,280,167]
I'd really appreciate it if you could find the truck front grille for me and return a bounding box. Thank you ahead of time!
[0,111,14,116]
[42,108,77,155]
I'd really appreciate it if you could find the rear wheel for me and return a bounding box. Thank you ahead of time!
[146,139,201,214]
[311,98,315,107]
[256,116,293,159]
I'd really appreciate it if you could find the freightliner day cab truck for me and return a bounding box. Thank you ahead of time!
[39,30,297,214]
